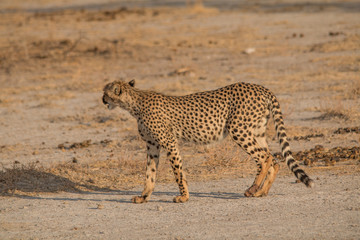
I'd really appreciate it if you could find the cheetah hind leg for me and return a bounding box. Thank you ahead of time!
[253,161,280,197]
[247,115,279,197]
[244,155,272,197]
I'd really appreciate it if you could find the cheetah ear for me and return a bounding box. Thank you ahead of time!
[128,79,135,87]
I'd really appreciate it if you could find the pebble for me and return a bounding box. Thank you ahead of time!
[243,48,256,54]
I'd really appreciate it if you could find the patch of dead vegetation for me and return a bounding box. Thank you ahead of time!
[311,110,350,121]
[290,133,325,141]
[199,140,252,179]
[306,100,360,122]
[309,34,360,53]
[84,7,148,21]
[280,145,360,167]
[57,139,121,151]
[334,126,360,134]
[346,81,360,99]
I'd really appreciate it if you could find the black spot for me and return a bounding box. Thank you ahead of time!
[281,142,290,151]
[299,173,308,182]
[287,158,295,166]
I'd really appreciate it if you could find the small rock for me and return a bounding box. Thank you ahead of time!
[329,31,344,37]
[168,67,195,77]
[243,48,255,55]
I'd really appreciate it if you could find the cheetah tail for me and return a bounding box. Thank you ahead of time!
[270,95,315,188]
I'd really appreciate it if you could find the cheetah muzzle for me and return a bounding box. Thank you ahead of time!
[102,79,314,203]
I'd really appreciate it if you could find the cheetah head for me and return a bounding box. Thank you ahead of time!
[102,79,136,110]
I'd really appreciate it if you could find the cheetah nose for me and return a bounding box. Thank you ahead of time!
[102,95,107,105]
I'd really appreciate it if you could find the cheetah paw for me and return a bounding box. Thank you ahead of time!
[253,190,268,197]
[173,195,189,203]
[132,196,147,204]
[244,184,259,197]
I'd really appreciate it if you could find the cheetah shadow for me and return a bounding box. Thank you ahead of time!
[150,190,245,202]
[8,189,245,204]
[0,163,245,203]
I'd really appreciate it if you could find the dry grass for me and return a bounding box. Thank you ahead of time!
[305,98,360,122]
[347,81,360,100]
[0,139,251,196]
[2,142,359,196]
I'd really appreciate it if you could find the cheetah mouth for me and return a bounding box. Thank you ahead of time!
[107,104,116,110]
[102,95,116,110]
[104,102,116,110]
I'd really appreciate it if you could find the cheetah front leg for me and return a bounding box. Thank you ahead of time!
[132,141,160,204]
[166,147,189,203]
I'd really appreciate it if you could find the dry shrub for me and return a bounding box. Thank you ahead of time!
[186,1,219,14]
[314,110,350,121]
[347,80,360,99]
[204,143,244,168]
[197,139,253,179]
[310,100,355,121]
[310,34,360,53]
[48,150,146,192]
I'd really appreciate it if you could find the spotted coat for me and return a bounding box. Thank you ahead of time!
[102,80,314,203]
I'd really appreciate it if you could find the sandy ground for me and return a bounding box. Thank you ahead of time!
[1,174,359,239]
[0,0,360,239]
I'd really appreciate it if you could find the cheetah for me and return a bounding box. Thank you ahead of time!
[102,80,314,203]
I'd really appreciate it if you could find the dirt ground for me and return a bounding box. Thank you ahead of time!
[0,0,359,239]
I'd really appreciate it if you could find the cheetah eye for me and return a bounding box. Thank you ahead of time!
[114,87,122,96]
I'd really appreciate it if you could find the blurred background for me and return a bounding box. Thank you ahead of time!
[0,0,359,194]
